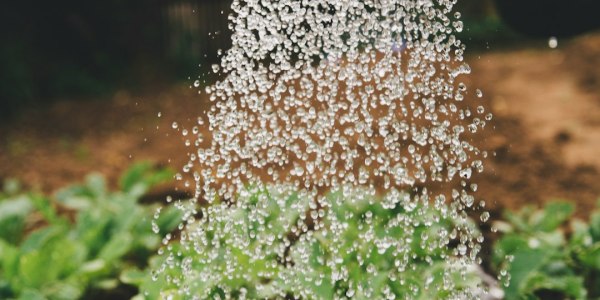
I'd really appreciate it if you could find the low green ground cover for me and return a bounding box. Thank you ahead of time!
[492,201,600,299]
[1,164,599,299]
[0,163,181,299]
[124,187,482,299]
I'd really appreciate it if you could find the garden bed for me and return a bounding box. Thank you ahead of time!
[1,33,599,215]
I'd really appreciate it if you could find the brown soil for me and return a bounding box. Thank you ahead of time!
[1,33,599,216]
[470,33,600,215]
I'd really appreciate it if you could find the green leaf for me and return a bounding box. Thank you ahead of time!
[293,266,334,300]
[136,234,160,250]
[2,178,21,195]
[0,279,13,299]
[98,232,133,263]
[17,289,47,300]
[85,174,107,199]
[0,196,33,244]
[362,271,390,298]
[29,195,64,226]
[128,255,179,300]
[41,281,84,300]
[535,202,574,232]
[576,243,600,270]
[20,226,65,253]
[154,206,183,235]
[570,219,592,247]
[54,185,94,206]
[119,162,173,197]
[93,279,118,290]
[0,196,32,220]
[590,211,600,241]
[0,239,20,280]
[78,259,107,277]
[502,247,549,300]
[119,162,152,192]
[18,237,86,290]
[72,211,111,256]
[55,195,92,211]
[503,209,531,233]
[19,249,60,288]
[120,268,146,285]
[522,273,586,300]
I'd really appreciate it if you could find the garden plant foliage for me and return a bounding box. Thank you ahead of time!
[126,187,483,299]
[1,163,600,300]
[493,201,600,300]
[0,163,181,300]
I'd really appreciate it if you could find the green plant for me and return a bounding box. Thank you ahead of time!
[122,186,311,299]
[0,163,182,300]
[125,187,483,299]
[492,200,600,300]
[283,190,483,300]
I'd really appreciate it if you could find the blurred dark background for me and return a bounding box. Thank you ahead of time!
[0,0,233,119]
[1,0,599,119]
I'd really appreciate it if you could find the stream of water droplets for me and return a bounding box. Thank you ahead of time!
[153,1,493,299]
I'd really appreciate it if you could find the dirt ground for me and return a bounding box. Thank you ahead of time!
[1,33,600,217]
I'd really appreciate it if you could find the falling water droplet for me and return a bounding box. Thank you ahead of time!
[480,211,490,222]
[475,89,483,98]
[548,36,558,49]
